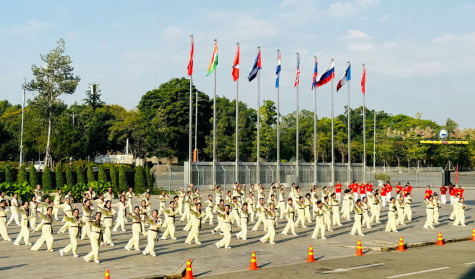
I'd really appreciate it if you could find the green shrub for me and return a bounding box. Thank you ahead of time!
[110,165,118,192]
[65,165,74,186]
[29,165,39,187]
[87,164,95,183]
[374,173,391,182]
[76,165,86,185]
[119,166,128,192]
[145,165,153,188]
[134,166,146,193]
[55,164,65,188]
[42,166,53,190]
[4,165,13,183]
[98,165,107,182]
[17,165,28,185]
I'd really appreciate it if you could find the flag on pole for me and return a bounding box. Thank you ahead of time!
[248,49,262,82]
[187,36,194,76]
[316,62,335,87]
[207,41,218,76]
[361,65,366,94]
[232,44,240,81]
[294,55,300,87]
[311,57,318,89]
[336,64,351,92]
[275,51,281,88]
[455,164,459,184]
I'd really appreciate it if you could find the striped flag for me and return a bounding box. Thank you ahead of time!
[316,62,335,87]
[207,41,218,76]
[275,51,281,88]
[248,49,262,82]
[336,64,351,92]
[232,44,240,81]
[294,54,300,87]
[311,57,318,89]
[187,36,194,76]
[361,65,366,94]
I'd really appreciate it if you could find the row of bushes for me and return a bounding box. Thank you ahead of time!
[1,164,153,194]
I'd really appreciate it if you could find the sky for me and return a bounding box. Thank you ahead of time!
[1,0,474,128]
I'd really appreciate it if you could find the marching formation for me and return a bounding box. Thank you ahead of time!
[0,181,468,264]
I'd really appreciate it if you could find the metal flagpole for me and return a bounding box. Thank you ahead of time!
[331,58,335,187]
[362,63,366,183]
[347,62,351,187]
[194,80,198,161]
[235,42,239,184]
[256,47,261,185]
[276,50,281,187]
[213,39,217,188]
[313,57,317,186]
[295,52,300,185]
[373,107,376,171]
[188,36,193,186]
[19,78,26,167]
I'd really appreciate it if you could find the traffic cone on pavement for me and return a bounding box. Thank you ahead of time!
[249,251,260,270]
[471,228,475,241]
[104,270,110,279]
[355,240,364,256]
[397,236,406,251]
[436,232,445,246]
[306,245,315,262]
[183,259,195,279]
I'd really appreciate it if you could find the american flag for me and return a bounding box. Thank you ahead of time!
[294,54,300,87]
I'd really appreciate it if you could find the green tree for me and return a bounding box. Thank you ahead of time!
[134,166,146,193]
[25,38,80,165]
[87,164,95,183]
[4,165,13,183]
[42,166,53,190]
[145,165,153,188]
[65,165,74,186]
[76,165,86,185]
[119,166,128,191]
[29,165,39,187]
[98,165,107,182]
[110,165,118,191]
[17,165,28,185]
[55,164,65,188]
[83,83,104,110]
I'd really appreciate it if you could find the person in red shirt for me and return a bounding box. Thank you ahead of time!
[352,181,359,199]
[335,181,342,201]
[366,183,372,193]
[439,185,447,204]
[404,183,412,197]
[381,185,387,207]
[359,183,366,198]
[457,186,464,199]
[385,182,392,203]
[449,184,455,204]
[424,186,432,200]
[396,183,403,196]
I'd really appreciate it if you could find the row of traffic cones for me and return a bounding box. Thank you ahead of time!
[102,230,475,278]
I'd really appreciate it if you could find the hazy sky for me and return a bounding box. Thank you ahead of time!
[1,0,474,127]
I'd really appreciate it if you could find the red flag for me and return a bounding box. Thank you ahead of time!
[232,44,240,81]
[455,164,459,184]
[187,36,194,76]
[361,65,366,94]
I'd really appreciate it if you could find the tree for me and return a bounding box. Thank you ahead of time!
[76,165,86,185]
[87,164,95,183]
[65,165,74,186]
[110,165,118,191]
[98,165,107,182]
[25,38,80,166]
[134,166,146,193]
[29,165,39,187]
[42,166,53,190]
[17,165,28,185]
[4,165,13,183]
[83,83,104,110]
[145,165,153,188]
[119,166,128,191]
[55,164,65,188]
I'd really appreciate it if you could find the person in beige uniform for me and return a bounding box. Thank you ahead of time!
[322,196,333,232]
[57,197,73,234]
[60,208,82,257]
[396,195,406,226]
[31,206,55,252]
[81,200,94,240]
[404,193,412,221]
[125,187,135,213]
[236,203,249,240]
[143,209,162,256]
[13,201,32,245]
[247,192,256,223]
[385,197,398,232]
[7,193,20,226]
[83,212,103,264]
[161,201,178,240]
[214,185,223,205]
[139,200,150,236]
[34,185,44,202]
[29,196,39,230]
[0,200,12,241]
[49,189,62,221]
[423,196,435,229]
[211,200,225,235]
[433,194,440,224]
[281,198,297,236]
[98,200,116,246]
[157,190,168,218]
[183,198,198,232]
[330,193,342,226]
[231,197,242,229]
[361,197,372,229]
[294,196,308,229]
[371,192,382,223]
[453,198,466,226]
[202,194,214,225]
[104,187,114,202]
[252,198,267,232]
[124,206,143,252]
[260,203,277,244]
[177,188,185,215]
[180,192,192,222]
[112,196,127,232]
[311,201,326,240]
[304,194,313,224]
[216,205,234,249]
[350,199,364,236]
[185,203,205,245]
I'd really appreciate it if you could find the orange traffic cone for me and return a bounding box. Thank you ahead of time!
[306,245,315,262]
[436,232,445,246]
[471,228,475,241]
[104,270,110,279]
[355,240,364,256]
[249,251,260,270]
[397,236,406,251]
[183,259,195,279]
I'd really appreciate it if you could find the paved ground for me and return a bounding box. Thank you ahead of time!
[0,188,474,279]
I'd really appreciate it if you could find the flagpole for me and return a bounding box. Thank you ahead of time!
[276,50,281,187]
[295,52,300,185]
[313,56,317,186]
[347,61,351,187]
[362,63,366,183]
[188,35,193,186]
[213,39,217,188]
[194,78,198,161]
[235,42,239,184]
[20,78,26,167]
[373,107,376,171]
[331,58,335,187]
[256,46,261,186]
